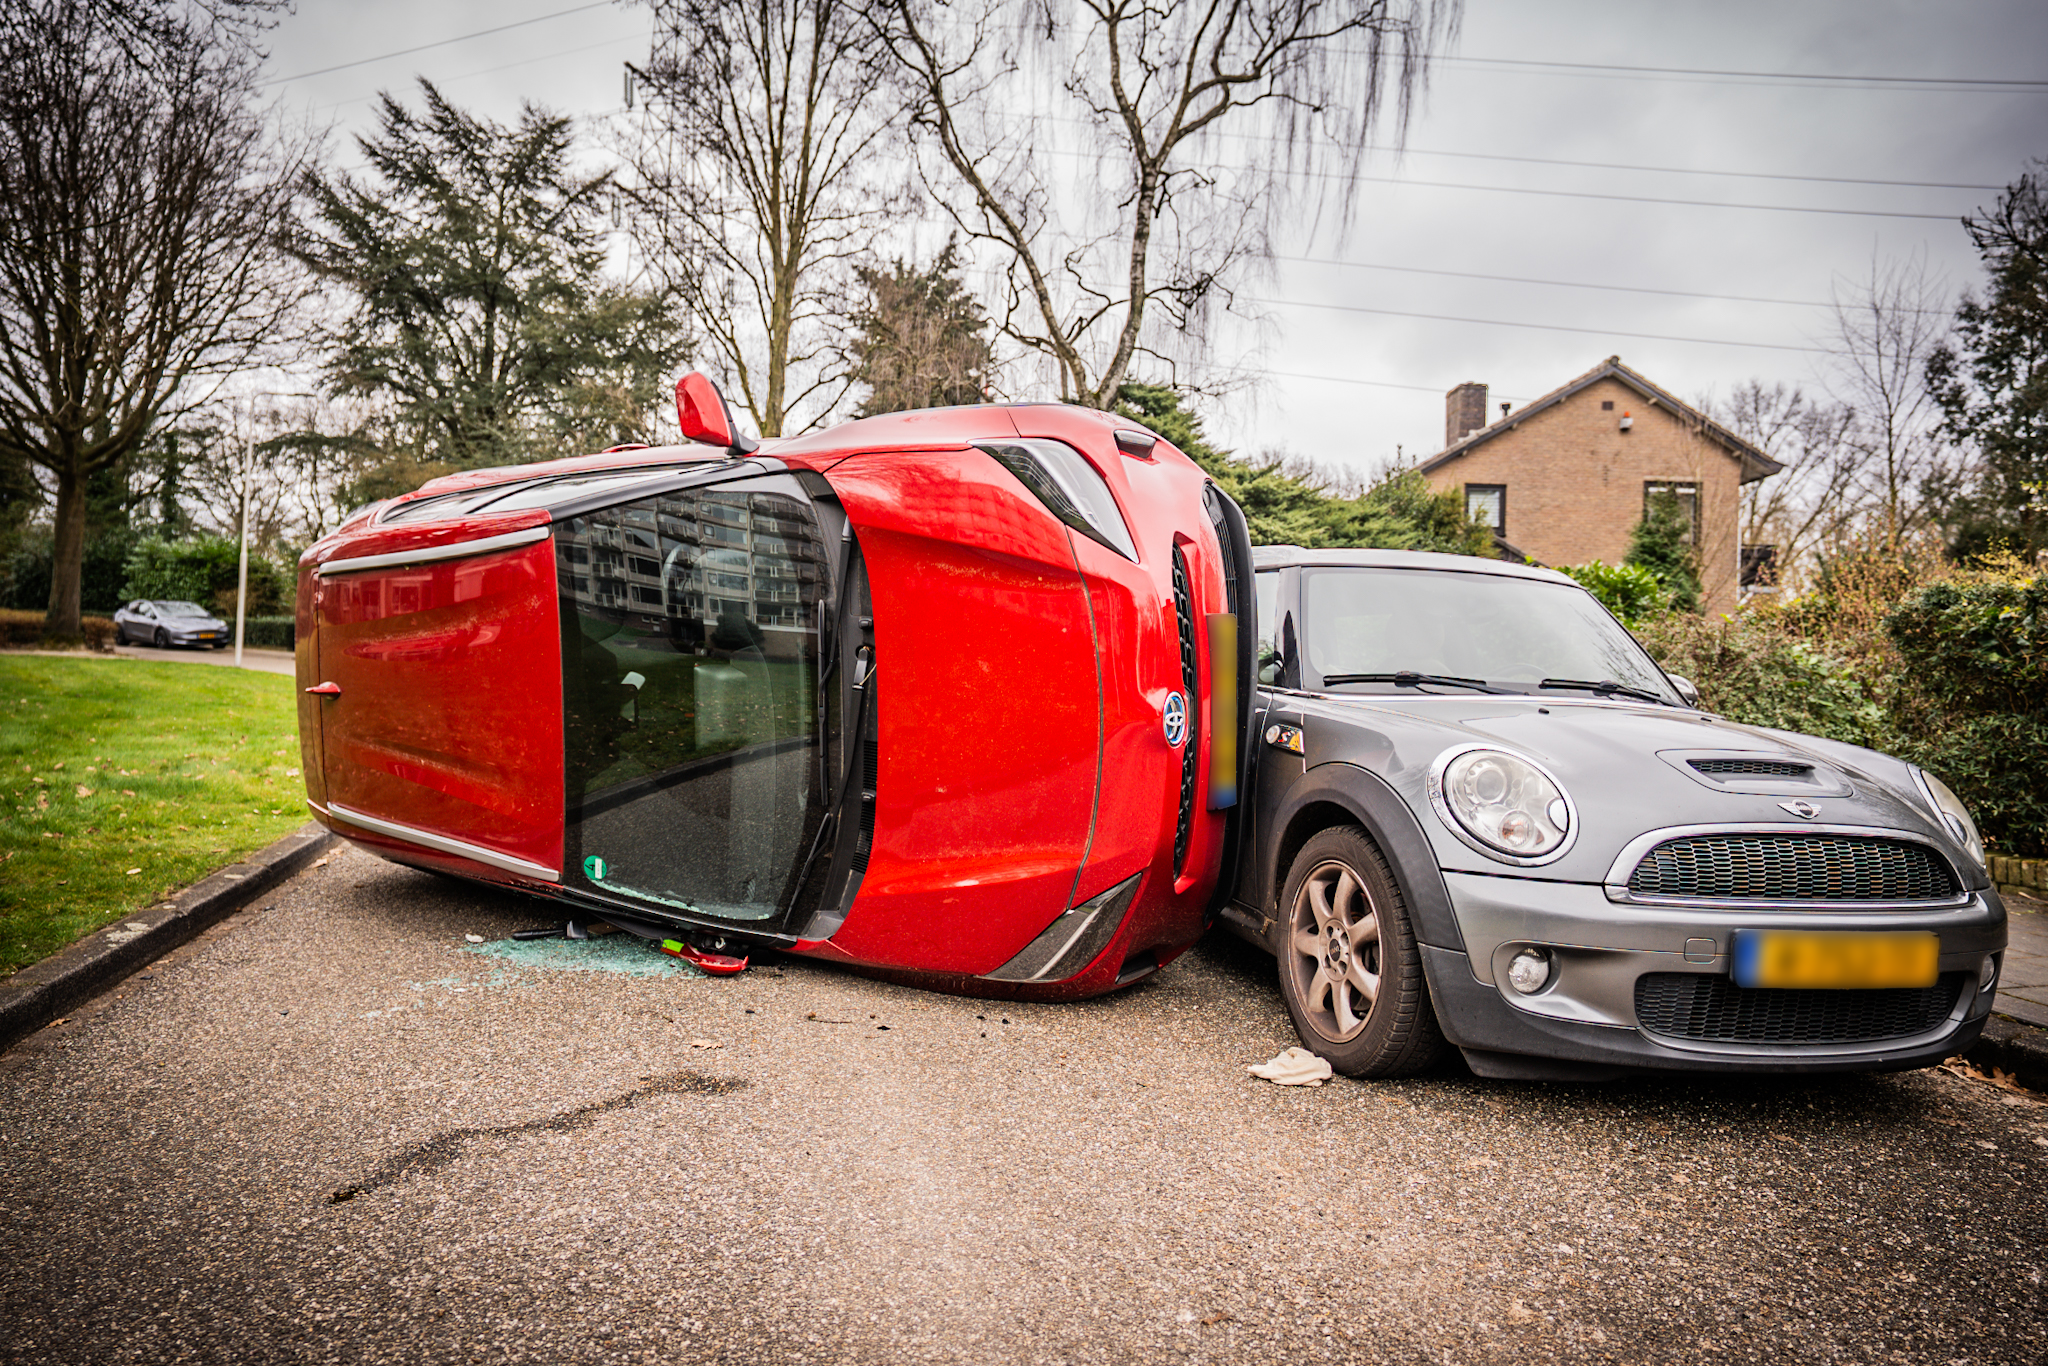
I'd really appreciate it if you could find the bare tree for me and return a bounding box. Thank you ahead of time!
[1824,252,1961,551]
[0,0,309,637]
[872,0,1460,409]
[1715,380,1864,590]
[622,0,904,437]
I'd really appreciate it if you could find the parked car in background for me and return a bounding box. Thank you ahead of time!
[1224,547,2007,1080]
[294,373,1255,998]
[114,600,230,649]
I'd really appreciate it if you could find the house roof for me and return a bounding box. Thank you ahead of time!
[1416,356,1785,484]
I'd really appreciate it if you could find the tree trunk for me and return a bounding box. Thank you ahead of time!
[44,464,87,640]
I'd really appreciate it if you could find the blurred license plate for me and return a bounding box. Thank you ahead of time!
[1732,930,1939,989]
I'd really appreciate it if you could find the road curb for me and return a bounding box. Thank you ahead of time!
[0,822,337,1055]
[1966,1015,2048,1092]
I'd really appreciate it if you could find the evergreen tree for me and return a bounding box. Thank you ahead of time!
[296,82,683,479]
[1626,491,1702,613]
[1927,161,2048,558]
[849,240,994,416]
[1113,382,1492,555]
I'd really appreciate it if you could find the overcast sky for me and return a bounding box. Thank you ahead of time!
[257,0,2048,479]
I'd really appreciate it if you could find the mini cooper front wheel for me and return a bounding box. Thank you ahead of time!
[1277,826,1445,1078]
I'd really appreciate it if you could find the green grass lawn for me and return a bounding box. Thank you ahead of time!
[0,655,309,978]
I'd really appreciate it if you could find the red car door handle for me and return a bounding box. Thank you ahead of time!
[306,682,342,697]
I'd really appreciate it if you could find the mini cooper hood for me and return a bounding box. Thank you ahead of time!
[1288,694,1980,888]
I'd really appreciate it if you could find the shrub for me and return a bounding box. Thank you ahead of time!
[1634,609,1890,750]
[1625,490,1701,612]
[240,615,296,650]
[1883,569,2047,857]
[1,527,140,614]
[1557,560,1668,626]
[0,607,116,649]
[121,536,287,617]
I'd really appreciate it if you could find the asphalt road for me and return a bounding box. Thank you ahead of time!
[2,843,2044,1366]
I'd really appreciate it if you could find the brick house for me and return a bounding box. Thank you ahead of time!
[1417,356,1782,616]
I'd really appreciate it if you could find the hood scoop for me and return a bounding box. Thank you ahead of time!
[1660,749,1853,797]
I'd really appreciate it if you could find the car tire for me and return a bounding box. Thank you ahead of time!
[153,628,168,648]
[1276,826,1446,1078]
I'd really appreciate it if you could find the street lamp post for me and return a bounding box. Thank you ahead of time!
[234,436,250,668]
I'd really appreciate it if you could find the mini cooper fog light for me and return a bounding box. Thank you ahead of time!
[1982,954,1998,988]
[1506,948,1553,995]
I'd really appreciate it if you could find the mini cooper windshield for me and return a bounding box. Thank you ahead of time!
[1300,567,1679,702]
[556,476,835,927]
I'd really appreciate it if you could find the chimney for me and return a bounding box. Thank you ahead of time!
[1446,382,1488,447]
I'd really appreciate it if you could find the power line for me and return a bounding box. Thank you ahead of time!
[1357,145,2000,194]
[1441,53,2048,91]
[1031,123,1971,220]
[1256,297,1828,353]
[1315,170,1960,221]
[1046,111,1995,193]
[313,34,643,115]
[260,1,619,88]
[1272,256,1949,314]
[1261,369,1533,401]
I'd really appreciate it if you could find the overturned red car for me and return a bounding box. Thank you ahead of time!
[295,375,1254,998]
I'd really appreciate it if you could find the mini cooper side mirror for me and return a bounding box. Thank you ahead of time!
[1667,673,1699,707]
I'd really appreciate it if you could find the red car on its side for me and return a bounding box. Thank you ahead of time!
[295,375,1254,998]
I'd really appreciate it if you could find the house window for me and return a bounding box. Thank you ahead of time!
[1643,481,1699,543]
[1464,484,1505,535]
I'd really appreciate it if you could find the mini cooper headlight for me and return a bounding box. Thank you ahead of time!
[1912,766,1985,869]
[1430,746,1576,863]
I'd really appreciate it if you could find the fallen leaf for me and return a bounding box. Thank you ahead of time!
[125,868,141,876]
[311,857,329,868]
[463,933,484,944]
[74,785,93,798]
[120,789,135,797]
[1200,1312,1235,1327]
[687,1039,723,1050]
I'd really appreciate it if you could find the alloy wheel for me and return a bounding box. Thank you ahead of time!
[1286,858,1383,1042]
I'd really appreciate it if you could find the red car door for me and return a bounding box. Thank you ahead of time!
[314,535,566,880]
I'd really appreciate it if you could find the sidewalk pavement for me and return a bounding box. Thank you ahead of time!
[8,644,295,677]
[106,642,295,676]
[1996,890,2047,1030]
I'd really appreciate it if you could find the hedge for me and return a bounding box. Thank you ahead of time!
[240,615,295,650]
[1885,573,2047,858]
[120,536,288,617]
[0,607,116,649]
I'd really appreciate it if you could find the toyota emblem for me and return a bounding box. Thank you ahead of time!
[1162,691,1188,748]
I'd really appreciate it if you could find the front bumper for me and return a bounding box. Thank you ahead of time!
[1426,869,2007,1077]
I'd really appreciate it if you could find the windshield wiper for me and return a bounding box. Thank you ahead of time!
[1319,671,1512,695]
[1536,677,1673,706]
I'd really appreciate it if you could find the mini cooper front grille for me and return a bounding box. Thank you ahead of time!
[1634,972,1965,1045]
[1170,546,1198,875]
[1626,834,1957,901]
[1689,758,1813,778]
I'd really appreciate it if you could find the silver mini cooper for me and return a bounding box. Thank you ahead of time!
[1223,548,2007,1081]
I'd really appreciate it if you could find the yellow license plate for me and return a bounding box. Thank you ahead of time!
[1731,930,1939,989]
